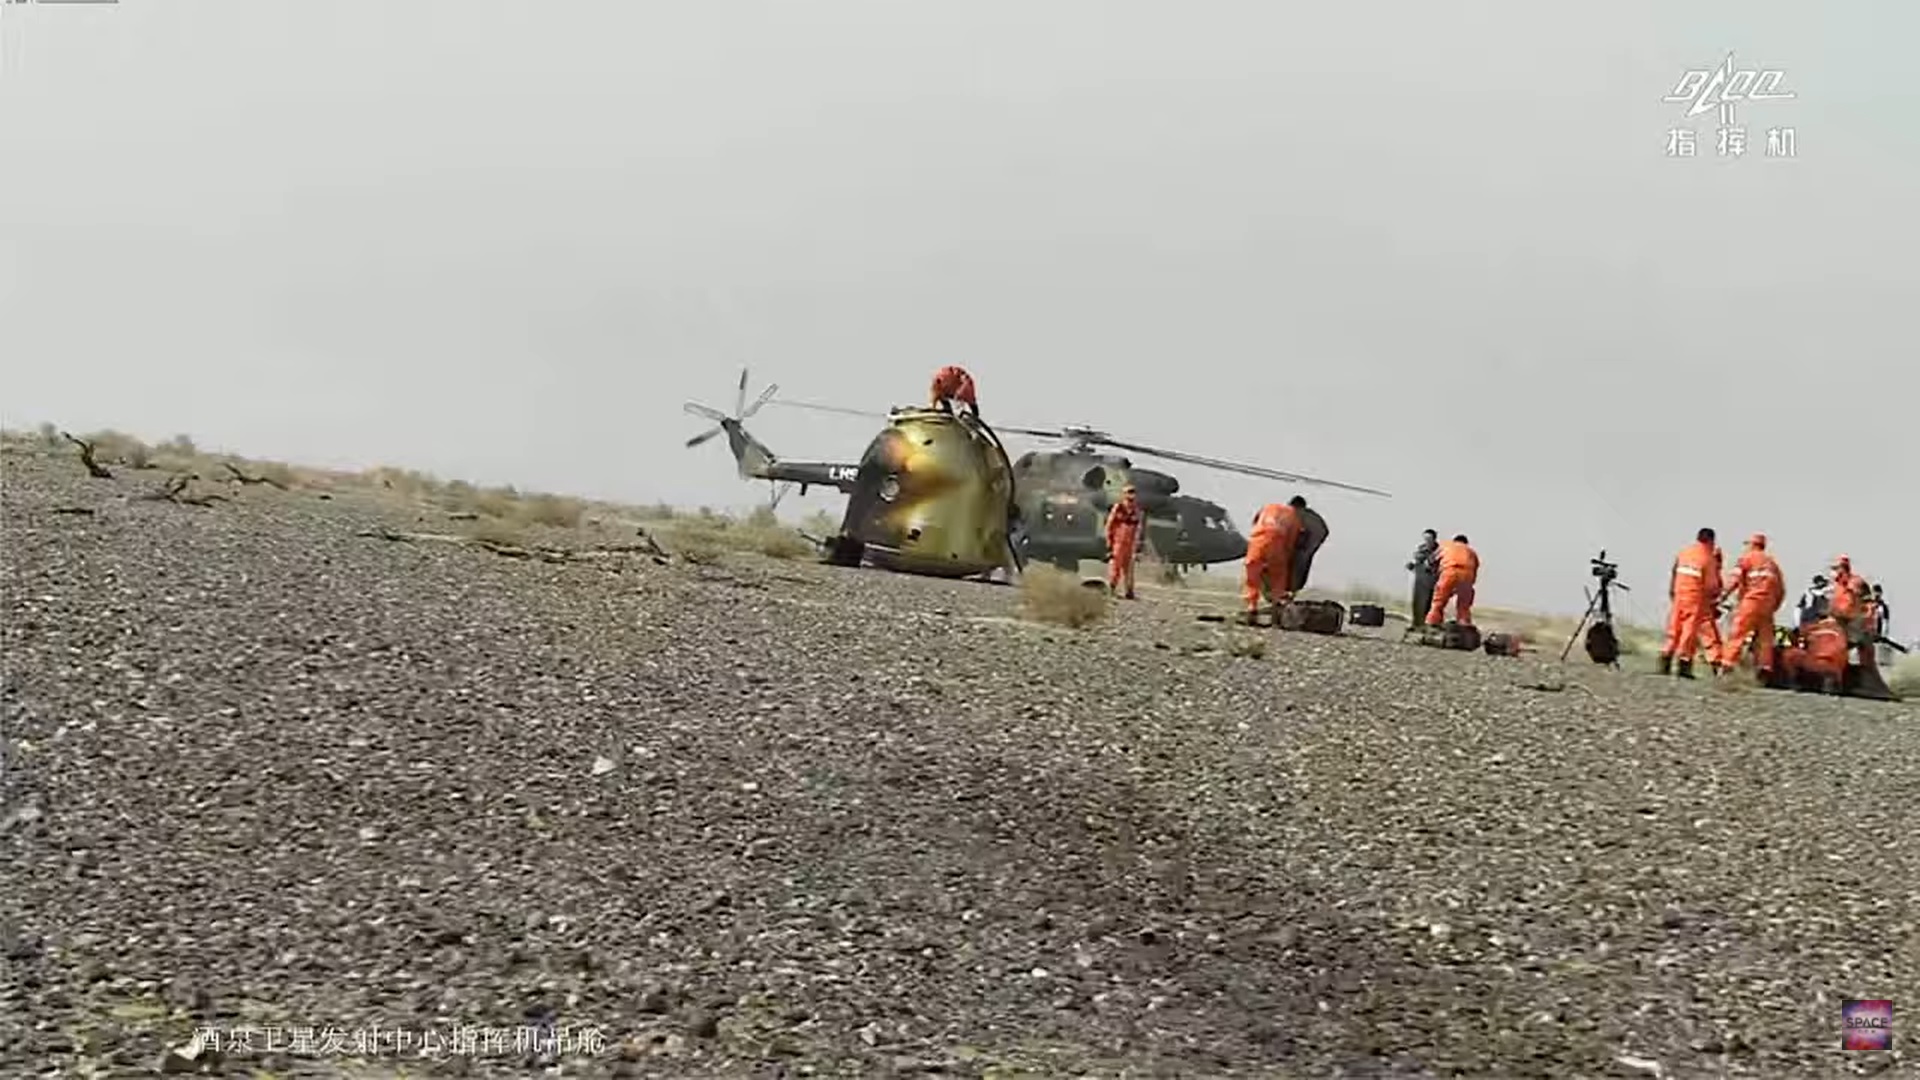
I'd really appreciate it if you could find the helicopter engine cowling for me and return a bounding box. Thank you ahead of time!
[1081,462,1178,512]
[1128,469,1179,496]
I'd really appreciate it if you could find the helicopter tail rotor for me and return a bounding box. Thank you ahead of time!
[684,368,780,449]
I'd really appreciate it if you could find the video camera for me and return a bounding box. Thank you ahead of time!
[1590,551,1622,588]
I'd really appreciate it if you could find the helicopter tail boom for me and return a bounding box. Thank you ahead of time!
[716,418,861,494]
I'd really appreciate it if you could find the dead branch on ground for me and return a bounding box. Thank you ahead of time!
[222,461,288,489]
[61,432,113,479]
[356,528,670,567]
[141,474,228,508]
[1518,679,1599,699]
[52,506,96,516]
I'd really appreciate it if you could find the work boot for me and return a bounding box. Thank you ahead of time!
[1656,653,1673,676]
[1124,591,1136,601]
[1676,659,1696,679]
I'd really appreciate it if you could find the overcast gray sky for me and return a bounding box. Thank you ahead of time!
[2,0,1912,621]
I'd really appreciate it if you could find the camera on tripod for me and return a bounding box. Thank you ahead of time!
[1563,549,1628,667]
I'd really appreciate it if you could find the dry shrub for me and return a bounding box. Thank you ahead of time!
[1887,654,1920,699]
[462,518,528,547]
[471,486,522,518]
[1019,565,1108,629]
[746,527,814,560]
[659,510,814,562]
[365,466,444,499]
[675,536,724,565]
[517,493,585,529]
[81,430,153,468]
[1226,634,1268,659]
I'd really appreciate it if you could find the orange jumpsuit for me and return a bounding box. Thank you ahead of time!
[1831,563,1862,624]
[1830,561,1874,666]
[928,365,978,412]
[1104,493,1144,598]
[1243,503,1300,613]
[1718,537,1785,672]
[1424,540,1480,626]
[1661,540,1719,664]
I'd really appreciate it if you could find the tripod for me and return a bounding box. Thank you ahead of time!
[1562,571,1629,667]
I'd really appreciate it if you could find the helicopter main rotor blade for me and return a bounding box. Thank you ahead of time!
[685,426,723,448]
[684,401,729,423]
[736,368,749,417]
[1096,437,1392,497]
[993,423,1074,439]
[773,399,893,421]
[742,382,779,419]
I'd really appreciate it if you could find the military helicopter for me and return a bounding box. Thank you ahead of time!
[985,422,1389,577]
[683,369,1390,582]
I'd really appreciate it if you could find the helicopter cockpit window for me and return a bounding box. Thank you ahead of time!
[1015,452,1036,471]
[1081,466,1106,490]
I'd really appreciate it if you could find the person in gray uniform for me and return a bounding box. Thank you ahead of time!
[1407,529,1440,628]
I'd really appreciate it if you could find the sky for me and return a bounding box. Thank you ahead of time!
[2,0,1913,623]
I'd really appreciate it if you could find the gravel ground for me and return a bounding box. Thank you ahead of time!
[3,448,1915,1079]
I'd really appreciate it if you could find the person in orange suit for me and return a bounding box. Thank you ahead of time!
[1104,484,1144,600]
[1243,496,1305,619]
[1830,555,1864,624]
[1718,533,1785,675]
[1828,555,1876,666]
[1423,534,1480,627]
[928,365,979,417]
[1659,527,1720,678]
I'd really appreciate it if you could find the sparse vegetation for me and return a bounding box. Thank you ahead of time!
[2,423,830,566]
[653,508,816,562]
[460,517,529,549]
[1018,565,1109,629]
[1226,633,1268,659]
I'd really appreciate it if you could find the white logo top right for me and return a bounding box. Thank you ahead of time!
[1661,53,1798,159]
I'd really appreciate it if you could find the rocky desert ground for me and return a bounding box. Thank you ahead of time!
[3,443,1915,1079]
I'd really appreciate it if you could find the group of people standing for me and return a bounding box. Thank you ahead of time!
[940,364,1897,665]
[1657,528,1887,679]
[1398,525,1895,678]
